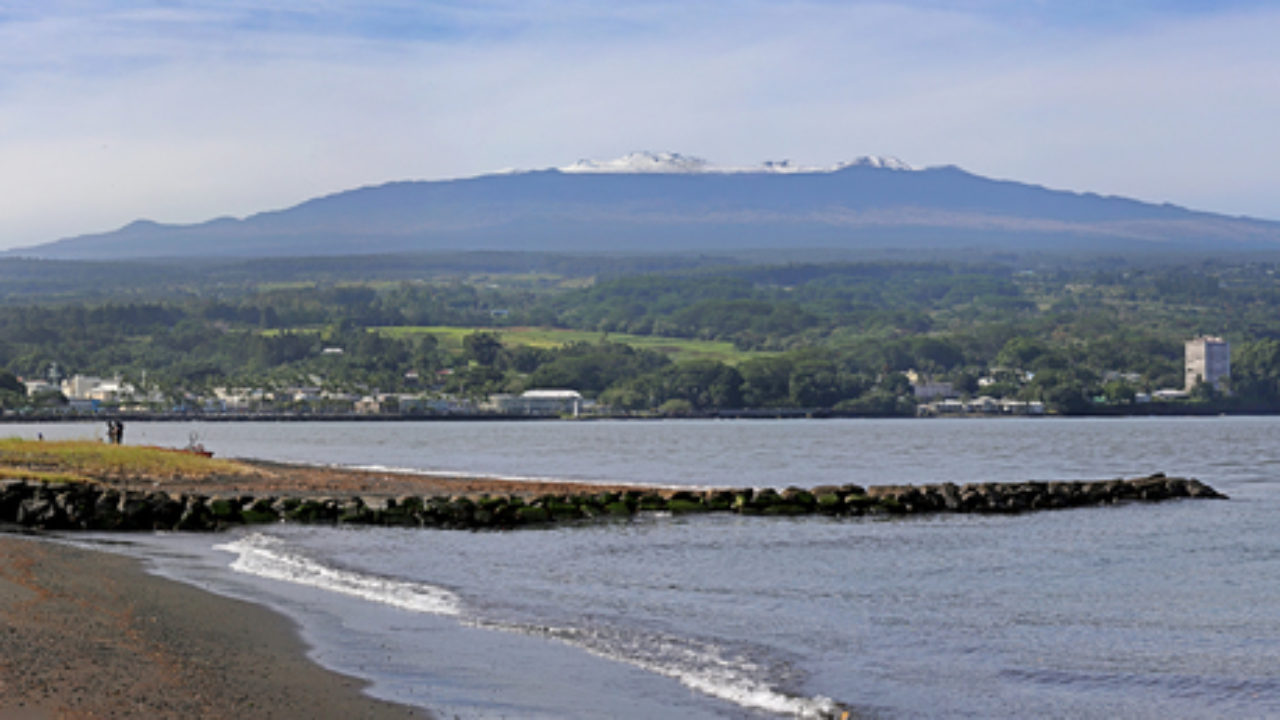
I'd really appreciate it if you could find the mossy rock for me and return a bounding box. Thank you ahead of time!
[844,494,876,509]
[515,505,550,524]
[546,500,583,520]
[604,501,633,516]
[286,500,327,523]
[702,494,733,512]
[241,497,278,520]
[147,495,184,530]
[877,497,906,514]
[208,498,240,521]
[381,508,419,526]
[175,501,213,531]
[780,488,816,507]
[476,495,507,511]
[752,489,781,507]
[396,496,426,513]
[816,493,843,512]
[241,508,279,524]
[88,490,124,530]
[637,494,667,512]
[668,498,707,514]
[445,501,475,524]
[338,499,370,524]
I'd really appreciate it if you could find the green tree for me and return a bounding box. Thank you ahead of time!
[463,332,504,367]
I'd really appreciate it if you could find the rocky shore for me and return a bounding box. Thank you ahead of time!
[0,473,1227,532]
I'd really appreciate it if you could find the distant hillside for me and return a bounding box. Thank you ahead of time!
[15,154,1280,259]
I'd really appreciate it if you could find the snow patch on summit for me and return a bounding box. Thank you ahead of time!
[837,156,914,171]
[559,152,915,174]
[561,152,711,174]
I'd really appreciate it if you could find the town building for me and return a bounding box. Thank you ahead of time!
[22,379,55,397]
[61,375,138,402]
[1185,336,1230,391]
[486,389,585,416]
[906,370,957,400]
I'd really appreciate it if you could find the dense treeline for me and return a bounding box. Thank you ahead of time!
[9,258,1280,413]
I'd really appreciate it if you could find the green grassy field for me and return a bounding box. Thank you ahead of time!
[373,326,772,364]
[0,438,255,482]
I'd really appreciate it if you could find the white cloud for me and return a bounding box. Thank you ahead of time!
[0,1,1277,248]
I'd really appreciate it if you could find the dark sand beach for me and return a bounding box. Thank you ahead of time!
[0,533,428,719]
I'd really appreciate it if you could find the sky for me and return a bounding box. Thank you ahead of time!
[1,0,1278,249]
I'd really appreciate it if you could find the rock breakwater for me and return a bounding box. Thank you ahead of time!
[0,474,1226,532]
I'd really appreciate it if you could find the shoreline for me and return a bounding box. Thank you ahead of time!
[0,533,430,719]
[5,404,1278,424]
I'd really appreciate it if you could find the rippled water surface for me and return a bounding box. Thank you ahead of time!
[28,417,1280,718]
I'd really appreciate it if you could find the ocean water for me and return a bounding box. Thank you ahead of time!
[23,417,1280,718]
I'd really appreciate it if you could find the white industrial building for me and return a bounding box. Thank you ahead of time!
[1185,336,1230,392]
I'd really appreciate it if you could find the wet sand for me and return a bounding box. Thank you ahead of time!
[0,533,429,719]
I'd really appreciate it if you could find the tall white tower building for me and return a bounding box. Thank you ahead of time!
[1185,336,1230,392]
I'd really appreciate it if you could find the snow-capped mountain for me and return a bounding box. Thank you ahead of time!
[559,152,915,174]
[560,151,713,173]
[13,154,1280,259]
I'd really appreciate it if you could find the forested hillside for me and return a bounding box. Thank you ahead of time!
[5,256,1280,415]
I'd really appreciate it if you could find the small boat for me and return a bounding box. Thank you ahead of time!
[180,444,214,458]
[182,431,214,457]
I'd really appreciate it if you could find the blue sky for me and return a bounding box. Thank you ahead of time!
[1,1,1277,248]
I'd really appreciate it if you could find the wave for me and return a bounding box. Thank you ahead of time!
[213,532,462,617]
[472,619,844,719]
[215,531,844,719]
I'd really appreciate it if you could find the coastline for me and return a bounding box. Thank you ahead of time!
[0,533,429,719]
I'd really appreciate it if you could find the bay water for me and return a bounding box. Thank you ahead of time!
[17,417,1280,718]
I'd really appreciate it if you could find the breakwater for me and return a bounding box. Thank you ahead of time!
[0,474,1226,532]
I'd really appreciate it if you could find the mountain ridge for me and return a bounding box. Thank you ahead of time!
[14,155,1280,260]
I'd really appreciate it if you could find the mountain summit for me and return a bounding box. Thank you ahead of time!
[14,153,1280,260]
[558,151,914,174]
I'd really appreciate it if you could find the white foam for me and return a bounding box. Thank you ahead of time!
[215,532,843,717]
[473,620,843,719]
[213,533,461,617]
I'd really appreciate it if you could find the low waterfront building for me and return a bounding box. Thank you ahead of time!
[486,389,586,416]
[22,379,54,397]
[61,375,139,403]
[211,387,269,411]
[911,381,956,400]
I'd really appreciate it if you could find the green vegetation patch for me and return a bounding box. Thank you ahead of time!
[373,325,771,365]
[0,438,254,481]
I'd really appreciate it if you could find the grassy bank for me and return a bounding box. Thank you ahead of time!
[373,325,772,365]
[261,324,770,364]
[0,438,255,483]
